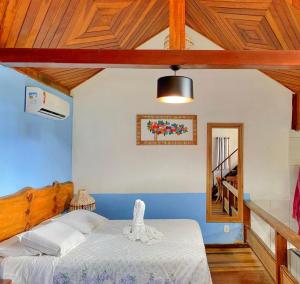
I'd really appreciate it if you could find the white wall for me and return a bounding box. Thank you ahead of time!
[245,122,300,253]
[72,27,292,200]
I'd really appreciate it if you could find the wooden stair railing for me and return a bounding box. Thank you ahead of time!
[244,200,300,284]
[212,149,238,207]
[212,148,238,174]
[225,175,238,188]
[222,180,238,216]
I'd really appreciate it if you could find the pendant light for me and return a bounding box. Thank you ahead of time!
[157,65,193,103]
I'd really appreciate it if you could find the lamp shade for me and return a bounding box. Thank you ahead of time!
[69,189,96,211]
[157,75,193,103]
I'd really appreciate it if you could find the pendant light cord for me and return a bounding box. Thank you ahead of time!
[171,65,180,76]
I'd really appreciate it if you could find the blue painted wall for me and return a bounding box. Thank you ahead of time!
[0,66,73,196]
[93,193,250,244]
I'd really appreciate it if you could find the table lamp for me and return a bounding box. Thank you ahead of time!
[69,189,96,211]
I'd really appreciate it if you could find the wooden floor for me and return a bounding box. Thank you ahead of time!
[211,200,228,216]
[206,247,275,284]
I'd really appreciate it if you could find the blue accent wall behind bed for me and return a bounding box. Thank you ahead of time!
[0,66,73,196]
[93,193,250,244]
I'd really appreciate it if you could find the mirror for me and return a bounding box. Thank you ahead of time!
[206,123,243,222]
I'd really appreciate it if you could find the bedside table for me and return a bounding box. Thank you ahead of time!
[0,280,12,284]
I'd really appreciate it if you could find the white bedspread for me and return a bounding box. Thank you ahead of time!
[0,219,212,284]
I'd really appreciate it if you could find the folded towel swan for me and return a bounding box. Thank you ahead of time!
[123,199,163,244]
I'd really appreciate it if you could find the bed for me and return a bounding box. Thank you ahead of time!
[0,182,212,284]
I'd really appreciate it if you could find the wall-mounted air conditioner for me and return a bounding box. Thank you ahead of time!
[25,86,70,120]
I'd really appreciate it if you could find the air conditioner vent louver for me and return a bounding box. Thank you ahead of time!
[38,108,66,118]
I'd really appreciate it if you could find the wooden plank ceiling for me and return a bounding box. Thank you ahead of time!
[186,0,300,93]
[0,0,300,95]
[0,0,169,94]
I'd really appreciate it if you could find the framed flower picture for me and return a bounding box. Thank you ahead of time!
[136,115,197,145]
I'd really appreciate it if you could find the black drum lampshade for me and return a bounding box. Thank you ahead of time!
[157,65,193,104]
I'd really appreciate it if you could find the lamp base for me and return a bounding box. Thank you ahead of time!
[69,202,96,212]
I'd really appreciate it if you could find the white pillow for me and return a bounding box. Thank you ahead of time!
[20,222,85,257]
[55,210,107,234]
[0,235,41,257]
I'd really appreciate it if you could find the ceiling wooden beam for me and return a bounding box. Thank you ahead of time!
[1,49,300,69]
[169,0,185,50]
[292,93,300,131]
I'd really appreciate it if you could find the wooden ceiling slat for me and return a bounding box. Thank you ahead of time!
[39,68,101,78]
[33,0,71,48]
[268,1,300,49]
[187,0,300,94]
[0,0,15,45]
[113,0,168,49]
[113,1,151,47]
[15,67,70,94]
[52,0,82,48]
[37,68,95,77]
[187,1,239,49]
[60,39,121,49]
[5,0,30,47]
[41,69,101,81]
[0,1,9,28]
[260,17,283,49]
[59,75,95,86]
[36,68,102,90]
[15,0,51,48]
[198,1,272,10]
[213,7,267,16]
[263,70,300,92]
[121,1,168,48]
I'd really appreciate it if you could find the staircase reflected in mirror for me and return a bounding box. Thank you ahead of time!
[207,123,244,223]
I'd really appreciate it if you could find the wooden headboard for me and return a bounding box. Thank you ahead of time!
[0,181,73,242]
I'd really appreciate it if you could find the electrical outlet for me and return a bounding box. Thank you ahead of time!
[224,225,230,233]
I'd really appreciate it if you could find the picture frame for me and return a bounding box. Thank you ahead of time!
[136,114,197,145]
